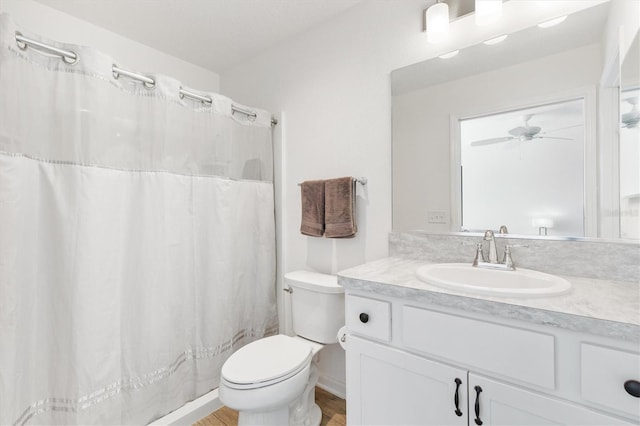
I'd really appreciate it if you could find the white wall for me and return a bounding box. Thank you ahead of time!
[219,0,606,398]
[0,0,220,91]
[393,44,601,235]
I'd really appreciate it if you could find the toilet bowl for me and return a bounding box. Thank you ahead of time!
[219,271,344,426]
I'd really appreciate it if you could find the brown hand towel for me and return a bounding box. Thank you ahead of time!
[325,176,357,238]
[300,179,325,237]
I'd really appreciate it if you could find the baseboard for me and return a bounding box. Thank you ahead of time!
[150,388,222,425]
[151,376,343,425]
[317,374,346,400]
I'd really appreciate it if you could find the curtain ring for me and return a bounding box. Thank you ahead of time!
[61,51,79,65]
[15,32,27,50]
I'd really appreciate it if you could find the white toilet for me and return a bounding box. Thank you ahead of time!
[219,271,345,426]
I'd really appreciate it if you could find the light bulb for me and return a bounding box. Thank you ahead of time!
[426,2,450,44]
[475,0,503,26]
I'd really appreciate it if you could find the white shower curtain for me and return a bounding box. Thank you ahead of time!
[0,14,277,425]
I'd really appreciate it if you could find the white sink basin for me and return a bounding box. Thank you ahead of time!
[415,263,571,298]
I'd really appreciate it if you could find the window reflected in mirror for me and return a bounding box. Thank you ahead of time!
[459,98,585,236]
[620,88,639,240]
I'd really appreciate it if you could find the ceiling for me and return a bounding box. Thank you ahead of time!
[34,0,362,73]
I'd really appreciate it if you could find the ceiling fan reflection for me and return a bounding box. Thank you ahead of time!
[621,97,639,129]
[470,114,581,146]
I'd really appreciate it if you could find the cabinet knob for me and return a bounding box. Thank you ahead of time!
[359,313,369,323]
[624,380,640,397]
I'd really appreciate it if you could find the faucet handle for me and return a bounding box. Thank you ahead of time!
[472,242,486,266]
[502,244,529,269]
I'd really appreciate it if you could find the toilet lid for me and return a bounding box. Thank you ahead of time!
[221,335,312,388]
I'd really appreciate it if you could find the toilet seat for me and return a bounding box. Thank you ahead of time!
[221,335,312,390]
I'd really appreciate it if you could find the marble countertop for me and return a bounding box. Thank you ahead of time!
[338,257,640,343]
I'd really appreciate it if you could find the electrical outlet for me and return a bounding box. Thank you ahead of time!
[428,210,448,224]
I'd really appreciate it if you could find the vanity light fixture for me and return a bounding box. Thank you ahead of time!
[425,0,450,44]
[439,50,460,59]
[475,0,503,26]
[483,34,508,45]
[537,15,568,28]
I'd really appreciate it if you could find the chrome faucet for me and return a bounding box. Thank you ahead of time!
[473,228,527,271]
[483,230,499,264]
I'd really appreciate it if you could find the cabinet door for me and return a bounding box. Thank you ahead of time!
[346,335,467,425]
[469,373,634,425]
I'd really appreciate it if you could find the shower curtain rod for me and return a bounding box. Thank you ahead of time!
[15,32,278,126]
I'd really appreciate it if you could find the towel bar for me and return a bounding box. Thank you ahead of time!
[297,177,367,186]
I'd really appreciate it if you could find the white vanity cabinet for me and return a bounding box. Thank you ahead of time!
[345,292,640,426]
[467,374,631,425]
[347,335,467,425]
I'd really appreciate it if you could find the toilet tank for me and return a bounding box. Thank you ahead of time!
[284,271,345,344]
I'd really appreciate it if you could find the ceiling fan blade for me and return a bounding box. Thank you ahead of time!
[470,137,514,146]
[542,124,583,134]
[533,136,573,141]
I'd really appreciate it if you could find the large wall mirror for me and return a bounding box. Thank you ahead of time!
[391,2,639,240]
[620,32,639,239]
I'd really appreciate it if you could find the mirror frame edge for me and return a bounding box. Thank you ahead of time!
[598,26,623,239]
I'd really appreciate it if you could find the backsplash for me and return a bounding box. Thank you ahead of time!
[389,231,640,283]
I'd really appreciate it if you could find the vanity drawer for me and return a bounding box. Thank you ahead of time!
[402,306,555,389]
[581,343,640,419]
[346,295,391,342]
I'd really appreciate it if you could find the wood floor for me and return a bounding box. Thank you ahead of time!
[193,387,346,426]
